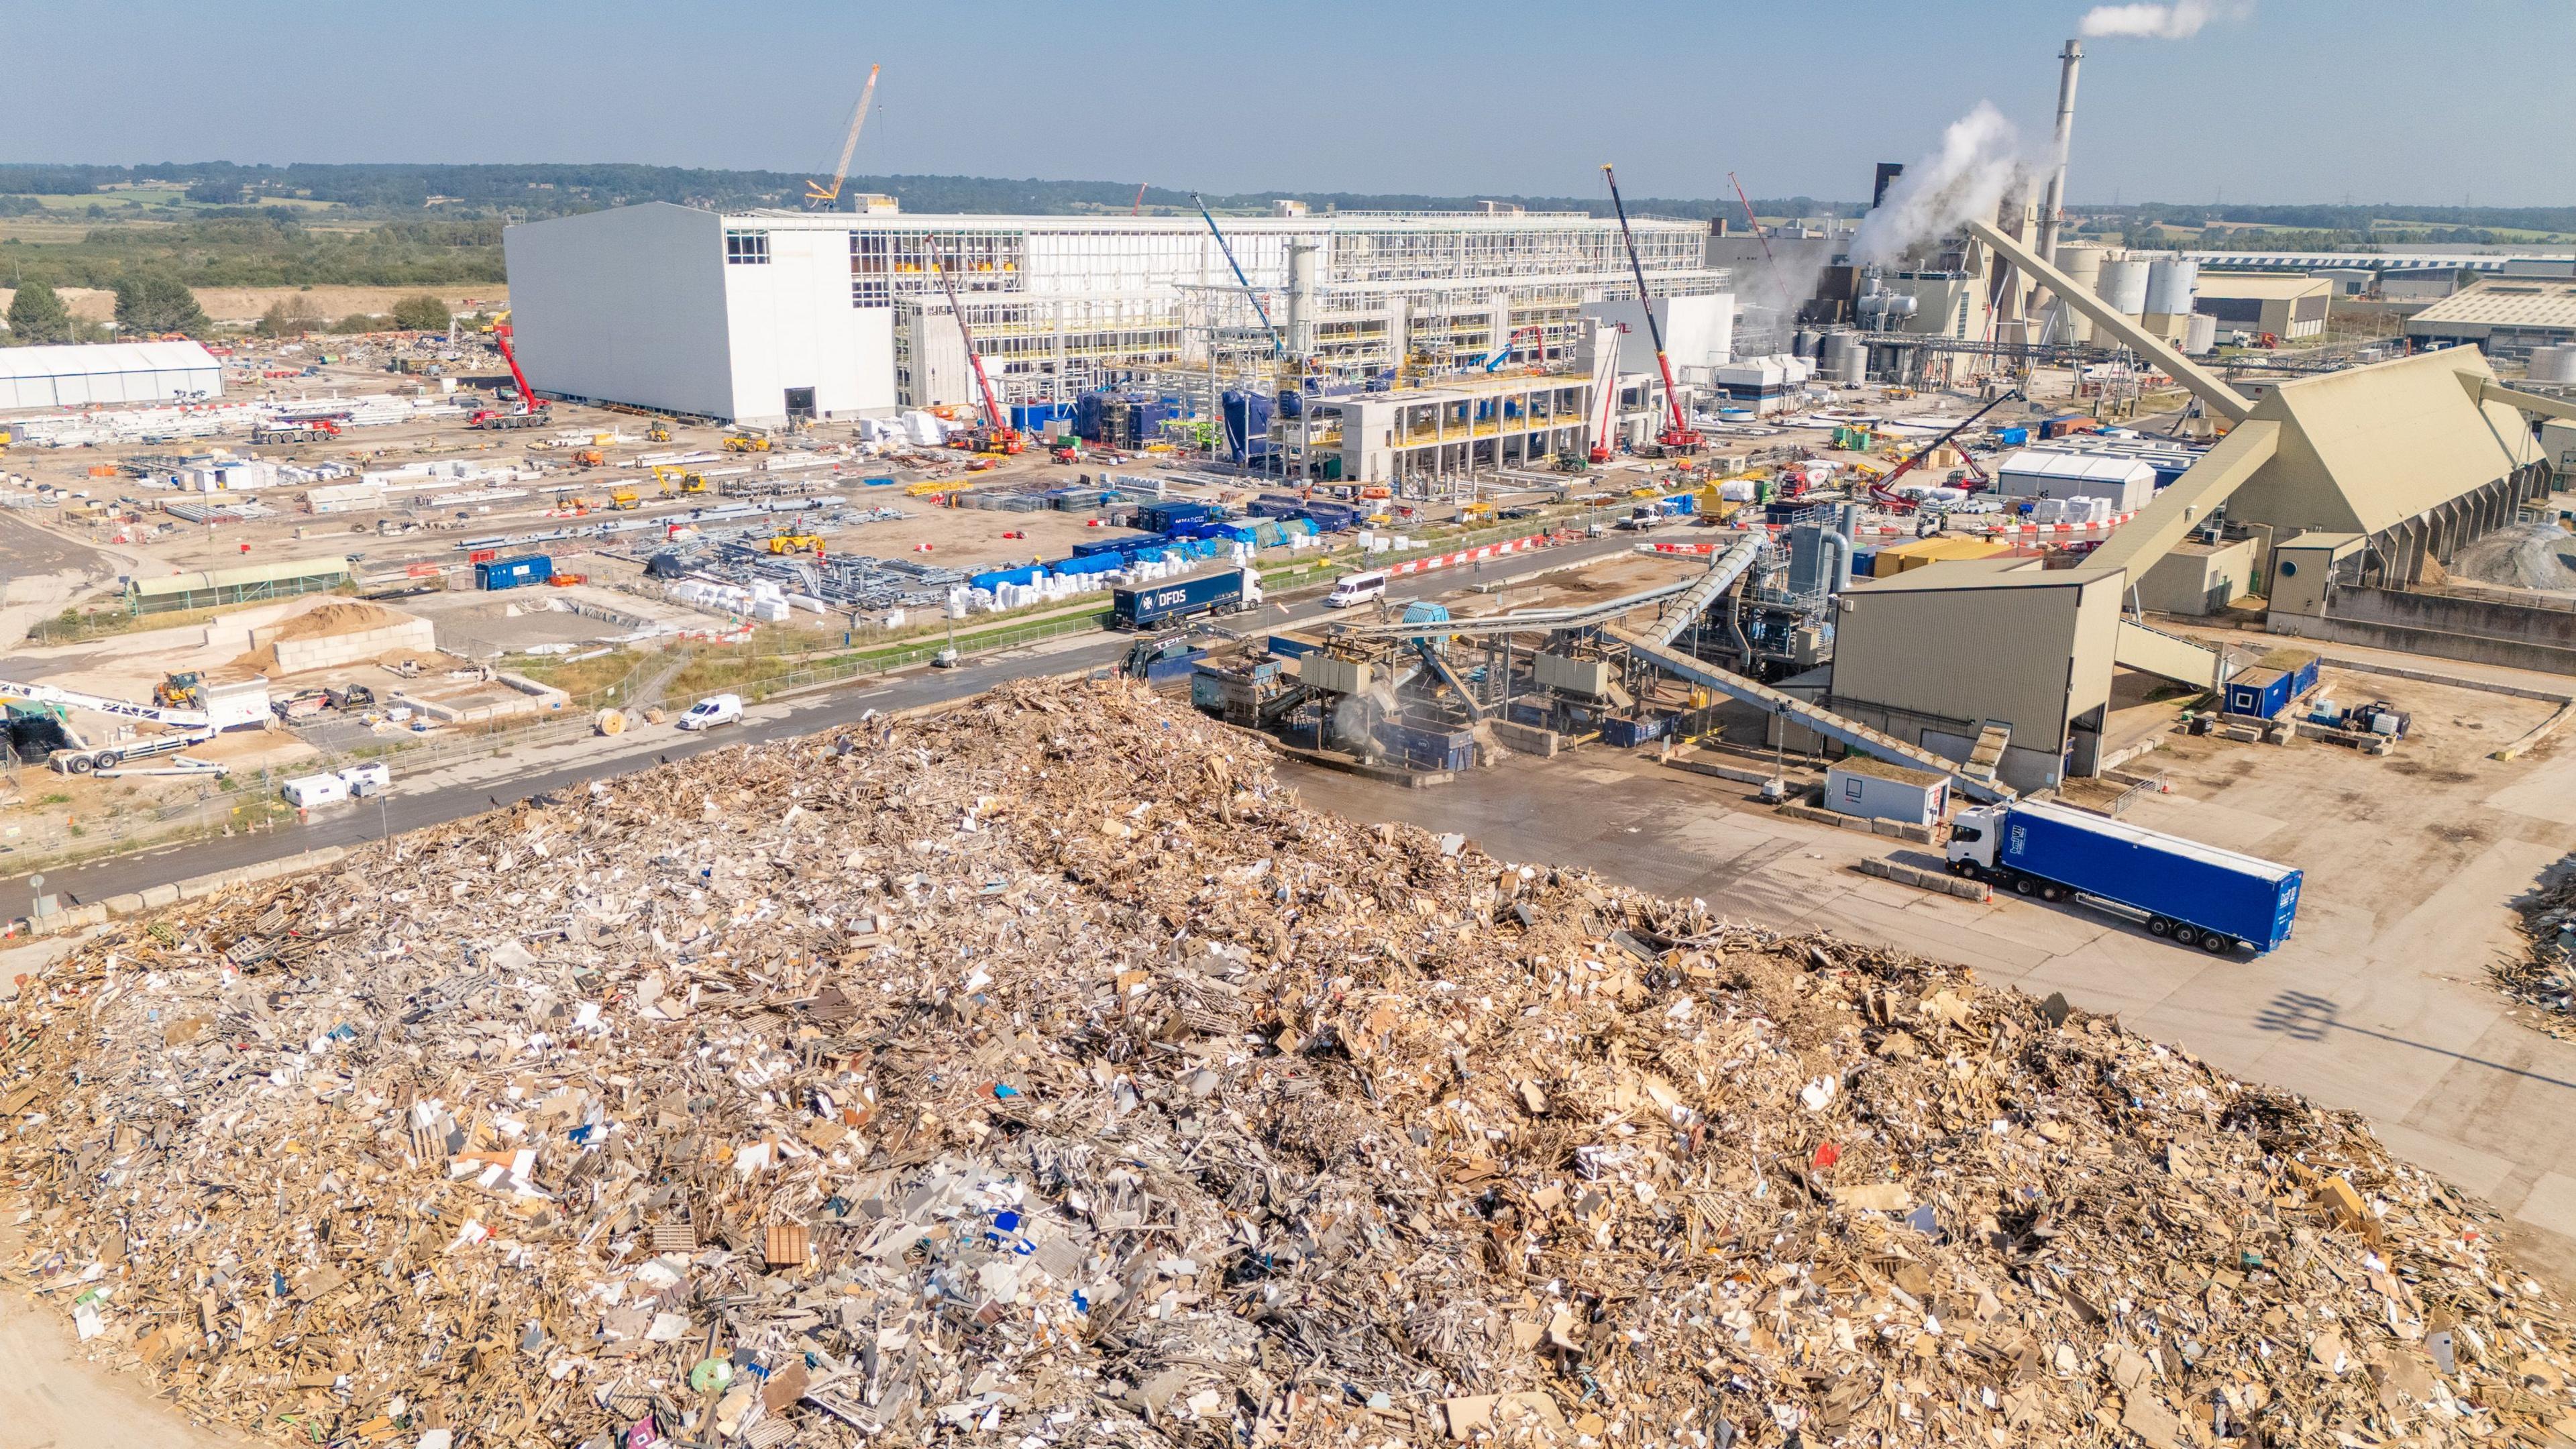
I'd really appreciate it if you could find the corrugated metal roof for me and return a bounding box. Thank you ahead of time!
[2408,280,2576,330]
[2191,273,2331,301]
[130,555,352,598]
[2250,350,2540,537]
[1997,449,2157,484]
[0,340,219,382]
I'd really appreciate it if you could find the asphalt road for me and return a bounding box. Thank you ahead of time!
[0,531,1641,912]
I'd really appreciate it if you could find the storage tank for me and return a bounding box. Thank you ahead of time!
[2054,244,2106,342]
[2100,258,2151,315]
[2182,312,2218,356]
[1792,327,1820,360]
[1821,331,1866,384]
[2145,258,2199,317]
[2530,344,2576,384]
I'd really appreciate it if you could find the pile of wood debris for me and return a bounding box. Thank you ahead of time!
[2500,862,2576,1039]
[4,678,2573,1449]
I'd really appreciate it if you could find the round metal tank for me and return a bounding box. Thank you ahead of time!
[2144,258,2198,316]
[2052,244,2106,342]
[2100,259,2151,315]
[2530,344,2576,384]
[1793,327,1820,360]
[1821,330,1865,384]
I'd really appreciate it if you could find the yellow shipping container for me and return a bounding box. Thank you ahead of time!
[1872,537,2011,576]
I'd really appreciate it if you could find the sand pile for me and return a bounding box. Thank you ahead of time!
[2447,521,2576,592]
[223,601,409,676]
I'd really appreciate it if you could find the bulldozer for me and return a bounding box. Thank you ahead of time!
[767,532,824,555]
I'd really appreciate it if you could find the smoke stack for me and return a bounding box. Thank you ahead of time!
[1872,163,1906,210]
[2037,39,2082,264]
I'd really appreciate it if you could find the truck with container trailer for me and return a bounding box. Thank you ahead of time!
[1945,800,2301,954]
[1109,566,1262,630]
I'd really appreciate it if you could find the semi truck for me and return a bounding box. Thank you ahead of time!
[1110,566,1262,631]
[1945,800,2302,955]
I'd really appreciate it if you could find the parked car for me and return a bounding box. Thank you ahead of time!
[676,694,743,731]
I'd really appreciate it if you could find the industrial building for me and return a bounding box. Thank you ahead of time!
[0,341,223,413]
[2191,273,2332,341]
[2405,278,2576,362]
[502,204,1733,427]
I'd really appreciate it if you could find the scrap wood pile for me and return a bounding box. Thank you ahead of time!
[2499,859,2576,1039]
[4,679,2575,1449]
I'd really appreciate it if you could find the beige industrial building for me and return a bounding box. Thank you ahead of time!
[2136,537,2260,616]
[2192,273,2332,341]
[2406,279,2576,362]
[1815,219,2563,790]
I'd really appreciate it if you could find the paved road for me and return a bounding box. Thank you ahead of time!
[0,532,1640,910]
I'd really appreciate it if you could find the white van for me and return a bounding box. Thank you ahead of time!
[1325,571,1388,608]
[676,694,743,731]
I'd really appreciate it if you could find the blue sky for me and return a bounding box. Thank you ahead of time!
[8,0,2571,206]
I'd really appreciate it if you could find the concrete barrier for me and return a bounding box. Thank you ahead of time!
[1487,720,1560,757]
[1856,857,1990,901]
[1664,757,1778,787]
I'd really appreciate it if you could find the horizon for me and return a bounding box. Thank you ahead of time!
[5,0,2571,208]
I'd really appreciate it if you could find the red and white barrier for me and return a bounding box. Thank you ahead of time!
[1383,531,1559,577]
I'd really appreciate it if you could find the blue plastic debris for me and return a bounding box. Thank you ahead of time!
[992,1083,1020,1099]
[994,1210,1022,1233]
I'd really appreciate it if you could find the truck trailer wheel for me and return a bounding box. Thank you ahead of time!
[2147,916,2175,938]
[2200,932,2236,955]
[2171,924,2202,947]
[2039,881,2066,902]
[2011,875,2037,897]
[93,751,121,771]
[65,755,95,775]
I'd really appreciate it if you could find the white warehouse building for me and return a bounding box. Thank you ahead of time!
[0,340,223,413]
[500,203,1735,427]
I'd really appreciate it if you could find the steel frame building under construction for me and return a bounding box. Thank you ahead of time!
[502,204,1732,426]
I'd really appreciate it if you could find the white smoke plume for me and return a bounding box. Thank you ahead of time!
[1849,103,2036,268]
[2079,1,2239,39]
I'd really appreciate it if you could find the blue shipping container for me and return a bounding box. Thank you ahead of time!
[1992,425,2030,447]
[2224,667,2293,720]
[475,554,553,590]
[1991,802,2301,951]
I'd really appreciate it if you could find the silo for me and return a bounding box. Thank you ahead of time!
[2144,258,2199,317]
[1793,327,1820,360]
[2055,244,2107,341]
[1821,331,1865,384]
[2100,258,2151,315]
[2530,344,2576,384]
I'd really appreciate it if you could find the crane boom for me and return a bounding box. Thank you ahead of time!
[1869,388,2024,506]
[1189,193,1283,357]
[1727,172,1776,268]
[491,323,542,412]
[1479,325,1540,372]
[1600,164,1700,453]
[805,64,881,209]
[926,254,1012,443]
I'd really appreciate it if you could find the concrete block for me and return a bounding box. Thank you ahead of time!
[140,883,180,908]
[1487,720,1560,757]
[103,893,146,918]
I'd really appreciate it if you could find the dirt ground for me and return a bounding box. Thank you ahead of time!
[0,1228,246,1449]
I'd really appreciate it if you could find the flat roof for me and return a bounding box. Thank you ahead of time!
[1847,559,2122,594]
[2015,799,2298,885]
[1830,754,1945,785]
[700,207,1708,235]
[1998,449,2157,483]
[0,339,219,382]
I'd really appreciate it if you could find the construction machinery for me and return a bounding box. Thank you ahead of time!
[1601,163,1701,456]
[1479,326,1540,373]
[1866,388,2023,510]
[653,465,709,495]
[0,676,219,775]
[804,64,882,210]
[152,672,203,710]
[767,531,824,555]
[468,321,549,430]
[645,417,674,443]
[570,447,608,468]
[1050,439,1082,464]
[925,253,1021,455]
[724,433,771,453]
[607,487,643,511]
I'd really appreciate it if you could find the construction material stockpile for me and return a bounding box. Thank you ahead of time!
[5,681,2574,1449]
[2500,858,2576,1038]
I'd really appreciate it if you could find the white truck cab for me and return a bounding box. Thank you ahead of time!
[1944,804,2008,873]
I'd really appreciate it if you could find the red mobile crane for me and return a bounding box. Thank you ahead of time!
[470,322,550,430]
[1866,388,2022,511]
[926,254,1020,454]
[1601,163,1701,456]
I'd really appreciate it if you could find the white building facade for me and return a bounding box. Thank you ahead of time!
[502,204,1733,427]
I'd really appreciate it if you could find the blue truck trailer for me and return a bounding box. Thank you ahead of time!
[1945,800,2301,954]
[1109,566,1263,630]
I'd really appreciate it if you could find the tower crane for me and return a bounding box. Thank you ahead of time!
[805,64,882,210]
[926,254,1019,454]
[1601,164,1701,456]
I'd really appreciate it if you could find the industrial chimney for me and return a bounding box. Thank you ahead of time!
[2036,39,2082,264]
